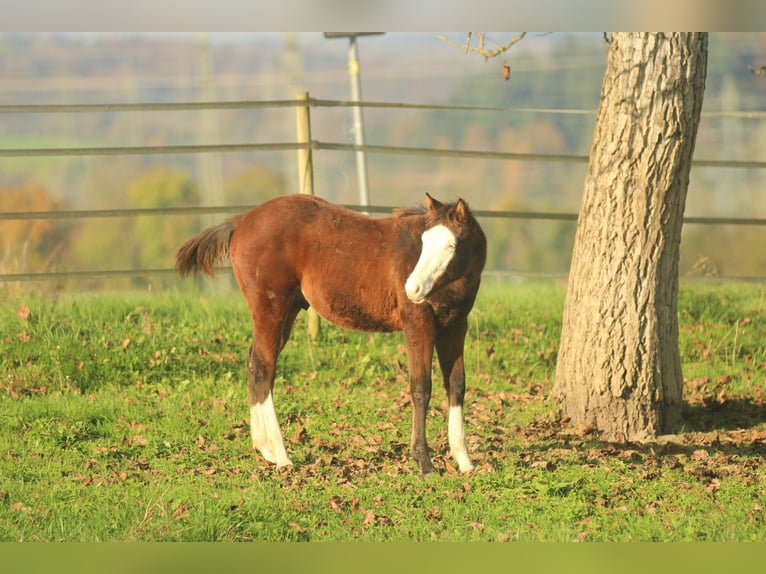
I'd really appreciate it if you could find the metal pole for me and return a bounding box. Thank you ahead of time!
[347,36,371,212]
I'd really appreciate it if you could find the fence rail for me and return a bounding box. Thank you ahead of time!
[0,98,501,115]
[3,204,766,227]
[2,139,765,171]
[2,202,765,284]
[5,267,766,285]
[4,98,765,118]
[2,96,766,286]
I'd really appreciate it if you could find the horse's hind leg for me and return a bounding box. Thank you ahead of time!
[436,319,474,473]
[246,293,303,468]
[247,342,291,467]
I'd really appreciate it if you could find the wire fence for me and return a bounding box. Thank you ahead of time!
[2,96,766,285]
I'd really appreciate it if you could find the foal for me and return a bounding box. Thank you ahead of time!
[176,193,486,474]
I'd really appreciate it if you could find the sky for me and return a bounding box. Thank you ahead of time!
[4,0,765,33]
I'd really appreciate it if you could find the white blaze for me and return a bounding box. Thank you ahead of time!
[250,392,293,468]
[405,225,457,303]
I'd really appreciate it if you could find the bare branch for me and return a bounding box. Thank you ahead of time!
[437,33,472,53]
[437,32,527,61]
[749,65,766,75]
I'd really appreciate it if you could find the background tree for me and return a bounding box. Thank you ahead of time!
[222,164,288,206]
[0,183,71,275]
[127,168,200,280]
[72,167,201,289]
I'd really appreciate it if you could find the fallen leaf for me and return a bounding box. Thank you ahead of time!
[173,503,192,520]
[531,460,556,471]
[127,434,147,446]
[10,502,30,513]
[692,449,710,462]
[71,473,93,487]
[329,496,343,512]
[16,305,31,320]
[288,521,308,534]
[747,503,763,524]
[467,521,485,532]
[576,424,599,435]
[289,424,306,443]
[363,509,377,526]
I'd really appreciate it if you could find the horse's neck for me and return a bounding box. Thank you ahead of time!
[392,213,428,236]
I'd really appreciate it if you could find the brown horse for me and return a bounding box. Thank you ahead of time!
[176,193,486,474]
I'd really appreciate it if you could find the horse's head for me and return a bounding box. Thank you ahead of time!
[404,193,486,304]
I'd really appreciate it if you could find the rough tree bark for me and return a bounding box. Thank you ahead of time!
[552,33,709,442]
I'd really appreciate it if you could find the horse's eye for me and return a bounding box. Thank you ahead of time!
[447,242,457,251]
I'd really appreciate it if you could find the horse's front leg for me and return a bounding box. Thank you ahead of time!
[436,318,474,473]
[404,328,436,474]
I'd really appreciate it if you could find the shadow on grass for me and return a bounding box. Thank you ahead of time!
[502,395,766,470]
[682,396,766,433]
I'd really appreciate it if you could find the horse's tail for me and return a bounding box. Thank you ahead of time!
[175,215,243,278]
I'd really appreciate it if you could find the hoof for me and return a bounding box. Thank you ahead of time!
[415,457,436,475]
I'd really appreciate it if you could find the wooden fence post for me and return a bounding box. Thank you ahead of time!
[295,91,314,196]
[295,91,321,340]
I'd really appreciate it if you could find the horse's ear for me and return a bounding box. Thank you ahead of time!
[425,193,443,211]
[455,198,469,223]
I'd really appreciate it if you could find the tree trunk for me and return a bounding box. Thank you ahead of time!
[552,33,708,442]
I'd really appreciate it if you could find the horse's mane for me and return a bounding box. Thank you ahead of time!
[393,201,463,226]
[392,205,427,218]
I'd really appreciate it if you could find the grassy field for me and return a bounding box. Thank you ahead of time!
[1,280,765,541]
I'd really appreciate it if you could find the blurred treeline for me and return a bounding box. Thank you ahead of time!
[1,33,765,291]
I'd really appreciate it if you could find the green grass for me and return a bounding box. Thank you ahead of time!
[1,280,765,541]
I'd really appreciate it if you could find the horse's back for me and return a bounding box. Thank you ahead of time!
[230,194,375,257]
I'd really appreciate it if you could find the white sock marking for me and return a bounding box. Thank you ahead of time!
[250,392,293,468]
[448,405,474,472]
[405,224,457,302]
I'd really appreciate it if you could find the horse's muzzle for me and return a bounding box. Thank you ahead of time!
[404,278,429,304]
